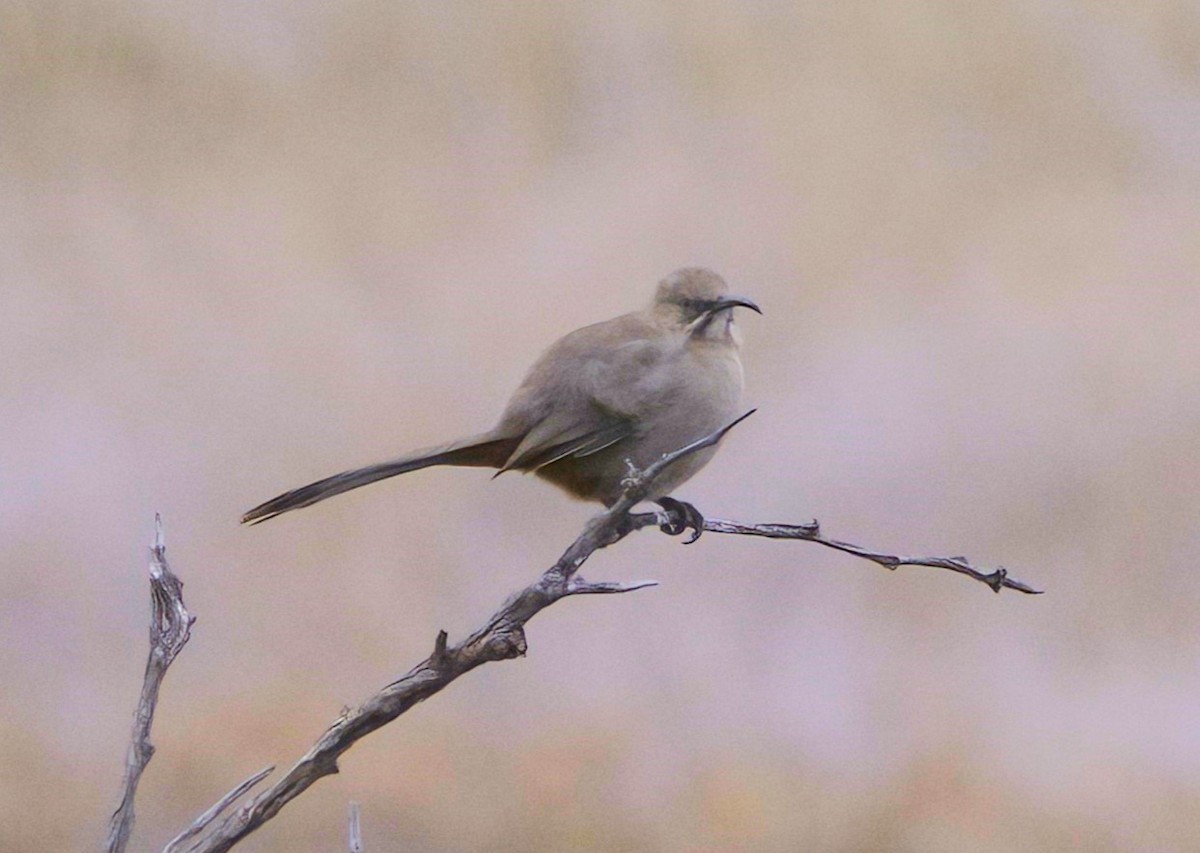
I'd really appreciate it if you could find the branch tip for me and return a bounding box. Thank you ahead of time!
[566,578,660,595]
[163,765,274,853]
[699,517,1042,595]
[642,409,756,484]
[107,514,194,853]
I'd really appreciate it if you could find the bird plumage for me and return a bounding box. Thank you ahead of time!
[242,267,758,524]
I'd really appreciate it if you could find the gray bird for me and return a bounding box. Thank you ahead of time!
[242,268,760,537]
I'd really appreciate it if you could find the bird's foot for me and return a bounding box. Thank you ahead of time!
[655,497,705,545]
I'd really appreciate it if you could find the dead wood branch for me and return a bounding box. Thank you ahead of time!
[172,412,755,852]
[105,515,195,853]
[625,516,1042,594]
[163,766,274,853]
[163,407,1039,850]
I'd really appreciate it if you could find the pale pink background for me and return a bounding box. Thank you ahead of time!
[2,2,1199,850]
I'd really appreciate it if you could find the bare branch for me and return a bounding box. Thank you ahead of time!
[665,516,1042,594]
[566,577,660,595]
[641,408,757,483]
[163,766,274,853]
[106,515,196,853]
[176,412,754,852]
[173,410,1039,849]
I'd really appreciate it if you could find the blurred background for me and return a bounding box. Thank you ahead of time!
[3,1,1199,850]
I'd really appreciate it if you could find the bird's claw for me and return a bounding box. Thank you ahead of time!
[656,497,705,544]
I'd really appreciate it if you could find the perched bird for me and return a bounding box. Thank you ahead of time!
[242,268,760,537]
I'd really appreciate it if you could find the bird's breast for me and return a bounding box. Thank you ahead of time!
[531,333,745,505]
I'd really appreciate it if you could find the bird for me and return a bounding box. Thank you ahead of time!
[242,268,760,539]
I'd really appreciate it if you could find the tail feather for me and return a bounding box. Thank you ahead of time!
[241,434,518,525]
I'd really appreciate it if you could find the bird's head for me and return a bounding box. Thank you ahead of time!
[653,268,761,340]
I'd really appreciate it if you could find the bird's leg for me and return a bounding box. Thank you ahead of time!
[655,497,705,545]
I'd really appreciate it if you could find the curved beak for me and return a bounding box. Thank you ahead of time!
[709,295,762,315]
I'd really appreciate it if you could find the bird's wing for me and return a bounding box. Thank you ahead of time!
[579,335,678,419]
[497,410,633,474]
[494,315,675,474]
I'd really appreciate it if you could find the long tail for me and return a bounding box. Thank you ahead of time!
[241,433,519,525]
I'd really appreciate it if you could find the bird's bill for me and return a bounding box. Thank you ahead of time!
[708,295,762,315]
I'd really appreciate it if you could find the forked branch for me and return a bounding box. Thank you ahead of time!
[171,414,756,852]
[134,409,1039,850]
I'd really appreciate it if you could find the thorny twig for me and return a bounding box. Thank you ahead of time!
[629,516,1042,594]
[144,408,1041,850]
[172,413,756,852]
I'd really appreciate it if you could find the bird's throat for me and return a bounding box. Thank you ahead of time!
[688,309,738,345]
